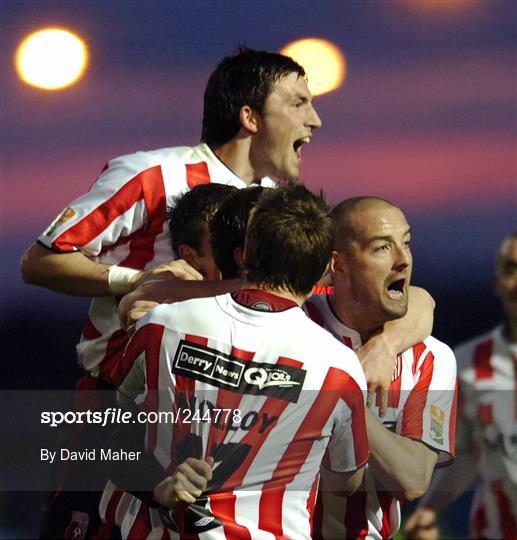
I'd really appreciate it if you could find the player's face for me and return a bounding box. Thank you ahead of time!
[252,72,322,182]
[337,206,413,324]
[190,228,221,281]
[494,237,517,322]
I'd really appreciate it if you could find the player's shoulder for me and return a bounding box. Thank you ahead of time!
[403,337,457,389]
[422,335,455,360]
[142,296,218,329]
[453,325,500,369]
[107,145,197,173]
[405,336,456,375]
[296,313,363,369]
[303,294,330,326]
[294,306,343,343]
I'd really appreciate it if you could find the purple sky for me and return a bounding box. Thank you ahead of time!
[2,0,516,302]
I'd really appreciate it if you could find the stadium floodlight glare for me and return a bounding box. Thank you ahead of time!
[15,27,88,90]
[281,38,346,96]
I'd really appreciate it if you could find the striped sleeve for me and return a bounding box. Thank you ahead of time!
[399,339,457,465]
[38,153,166,259]
[323,357,369,473]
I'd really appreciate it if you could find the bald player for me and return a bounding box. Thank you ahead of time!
[306,197,457,540]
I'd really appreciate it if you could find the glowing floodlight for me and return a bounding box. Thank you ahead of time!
[281,38,346,96]
[15,28,88,90]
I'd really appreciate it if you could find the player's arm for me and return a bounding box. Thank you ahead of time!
[21,243,112,296]
[357,286,434,414]
[119,274,242,330]
[20,157,189,297]
[21,242,210,298]
[320,465,365,497]
[324,352,370,496]
[102,415,213,509]
[153,457,214,509]
[383,286,435,352]
[365,407,438,502]
[404,414,477,539]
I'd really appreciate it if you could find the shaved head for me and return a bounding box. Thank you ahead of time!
[331,197,398,254]
[329,196,412,337]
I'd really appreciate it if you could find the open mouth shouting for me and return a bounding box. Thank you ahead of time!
[293,136,311,161]
[386,278,406,301]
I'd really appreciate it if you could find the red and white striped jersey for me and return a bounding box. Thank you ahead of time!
[38,144,275,380]
[454,325,517,539]
[101,289,369,539]
[304,294,457,540]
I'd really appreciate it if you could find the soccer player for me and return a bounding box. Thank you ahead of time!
[122,184,437,412]
[118,185,269,329]
[103,185,370,539]
[39,184,236,539]
[118,183,240,331]
[304,197,457,540]
[21,46,433,398]
[21,47,318,384]
[405,233,517,540]
[21,48,320,538]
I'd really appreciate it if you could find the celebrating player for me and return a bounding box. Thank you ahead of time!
[21,46,433,397]
[118,183,242,332]
[103,184,370,538]
[304,197,457,540]
[405,233,517,540]
[22,48,321,538]
[21,47,317,384]
[20,45,432,537]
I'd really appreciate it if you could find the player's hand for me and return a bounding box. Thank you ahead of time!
[153,457,214,509]
[404,507,439,540]
[131,260,203,290]
[126,300,160,335]
[356,332,396,417]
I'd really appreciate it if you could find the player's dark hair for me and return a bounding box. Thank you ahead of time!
[168,184,237,257]
[244,184,333,296]
[201,47,306,148]
[209,186,271,279]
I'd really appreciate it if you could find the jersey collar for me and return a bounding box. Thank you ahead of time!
[195,143,275,188]
[324,295,363,350]
[233,289,298,312]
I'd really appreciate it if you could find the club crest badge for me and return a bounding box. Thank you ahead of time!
[430,404,445,444]
[44,207,77,237]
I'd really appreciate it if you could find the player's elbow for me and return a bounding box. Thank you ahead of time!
[399,471,432,502]
[20,243,56,286]
[336,467,365,497]
[20,244,41,284]
[399,488,426,503]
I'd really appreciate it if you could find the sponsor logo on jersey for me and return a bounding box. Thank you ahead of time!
[430,404,444,444]
[173,340,306,402]
[244,366,301,389]
[44,207,77,237]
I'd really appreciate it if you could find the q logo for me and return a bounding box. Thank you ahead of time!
[244,367,269,389]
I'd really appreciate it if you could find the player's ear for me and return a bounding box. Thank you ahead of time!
[239,105,259,134]
[233,247,245,270]
[178,244,198,267]
[329,251,341,275]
